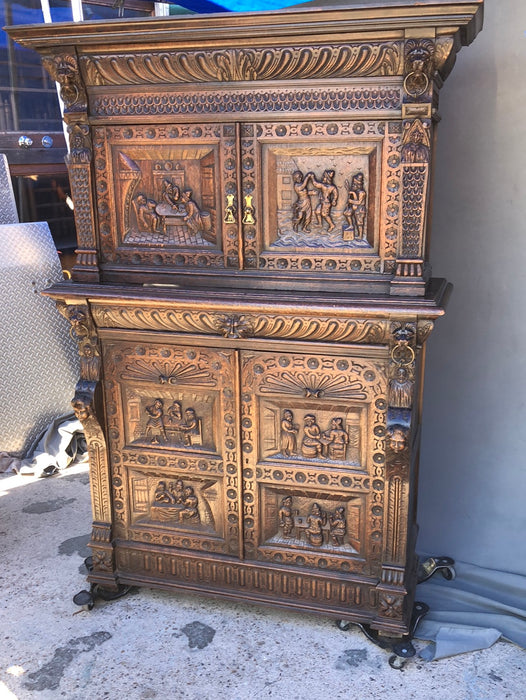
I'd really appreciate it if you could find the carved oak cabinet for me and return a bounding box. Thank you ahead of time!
[9,1,482,637]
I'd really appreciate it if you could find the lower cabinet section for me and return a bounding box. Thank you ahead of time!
[52,285,446,636]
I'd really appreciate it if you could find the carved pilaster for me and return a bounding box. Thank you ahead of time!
[391,37,436,296]
[56,301,116,583]
[66,123,100,283]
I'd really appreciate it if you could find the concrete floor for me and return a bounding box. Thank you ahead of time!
[1,464,524,700]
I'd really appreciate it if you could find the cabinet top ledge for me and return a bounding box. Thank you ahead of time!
[7,1,483,52]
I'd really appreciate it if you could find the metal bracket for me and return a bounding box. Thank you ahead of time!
[417,556,456,583]
[73,556,132,610]
[336,601,429,670]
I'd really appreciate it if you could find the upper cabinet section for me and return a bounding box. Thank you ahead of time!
[8,1,483,295]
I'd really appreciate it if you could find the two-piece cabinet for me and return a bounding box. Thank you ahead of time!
[9,0,483,637]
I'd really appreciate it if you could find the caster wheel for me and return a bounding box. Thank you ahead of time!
[73,589,95,610]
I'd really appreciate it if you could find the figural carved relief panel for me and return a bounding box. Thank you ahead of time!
[242,121,401,275]
[94,124,239,270]
[241,350,388,575]
[102,340,241,555]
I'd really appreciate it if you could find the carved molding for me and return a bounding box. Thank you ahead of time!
[91,305,389,344]
[82,42,403,86]
[92,86,402,118]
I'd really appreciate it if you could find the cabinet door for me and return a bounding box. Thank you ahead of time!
[240,350,388,577]
[240,120,399,278]
[102,339,241,557]
[93,123,240,274]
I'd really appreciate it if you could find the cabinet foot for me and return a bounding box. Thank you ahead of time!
[73,557,132,610]
[336,601,429,670]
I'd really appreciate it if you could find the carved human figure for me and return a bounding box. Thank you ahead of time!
[145,398,166,443]
[280,409,299,456]
[301,414,323,458]
[291,170,313,233]
[154,480,175,504]
[161,178,181,209]
[387,425,408,454]
[279,495,295,538]
[69,127,90,163]
[305,502,326,547]
[167,400,184,426]
[135,193,160,233]
[311,169,338,232]
[181,188,204,233]
[329,506,347,546]
[180,408,202,446]
[401,128,430,163]
[389,366,413,408]
[181,485,200,522]
[343,172,367,240]
[323,417,349,460]
[170,479,185,505]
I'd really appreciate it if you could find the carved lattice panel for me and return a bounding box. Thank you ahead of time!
[240,350,388,575]
[102,340,241,556]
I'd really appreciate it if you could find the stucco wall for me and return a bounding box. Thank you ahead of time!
[418,0,526,576]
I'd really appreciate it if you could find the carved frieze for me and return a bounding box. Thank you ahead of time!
[81,42,403,86]
[91,86,402,119]
[91,304,389,344]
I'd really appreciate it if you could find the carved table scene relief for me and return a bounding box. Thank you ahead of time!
[261,402,364,467]
[261,490,363,555]
[128,472,222,537]
[123,386,217,454]
[114,145,220,249]
[263,143,379,252]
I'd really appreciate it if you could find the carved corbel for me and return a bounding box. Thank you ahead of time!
[41,50,87,116]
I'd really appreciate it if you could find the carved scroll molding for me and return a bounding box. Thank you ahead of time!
[81,42,403,86]
[56,301,115,580]
[91,305,389,345]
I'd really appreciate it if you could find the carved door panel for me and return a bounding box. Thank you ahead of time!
[240,120,401,278]
[92,123,240,272]
[102,339,241,557]
[240,349,388,577]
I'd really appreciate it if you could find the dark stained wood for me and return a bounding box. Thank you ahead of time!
[9,1,482,636]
